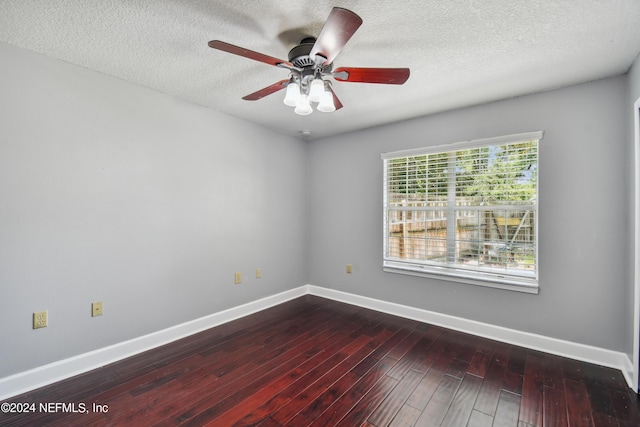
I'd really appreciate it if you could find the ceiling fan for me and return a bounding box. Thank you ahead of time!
[208,7,410,115]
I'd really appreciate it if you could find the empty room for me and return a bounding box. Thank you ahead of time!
[2,1,640,426]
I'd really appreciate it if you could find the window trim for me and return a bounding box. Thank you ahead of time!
[381,131,543,294]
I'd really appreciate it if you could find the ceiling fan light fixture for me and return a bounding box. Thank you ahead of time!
[309,77,325,102]
[294,94,313,115]
[317,84,336,113]
[283,79,301,107]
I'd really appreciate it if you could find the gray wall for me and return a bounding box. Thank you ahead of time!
[0,43,308,378]
[629,53,640,366]
[630,53,640,103]
[308,75,630,354]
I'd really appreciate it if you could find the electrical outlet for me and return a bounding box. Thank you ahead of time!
[92,301,103,317]
[256,268,262,279]
[33,311,48,329]
[235,272,242,284]
[346,264,353,274]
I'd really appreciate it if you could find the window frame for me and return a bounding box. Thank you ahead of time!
[381,131,543,294]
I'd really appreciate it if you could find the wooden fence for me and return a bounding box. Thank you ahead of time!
[387,207,535,268]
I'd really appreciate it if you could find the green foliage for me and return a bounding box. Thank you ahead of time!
[456,142,537,203]
[387,141,537,204]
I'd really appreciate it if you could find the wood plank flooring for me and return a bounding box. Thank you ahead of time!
[2,295,639,426]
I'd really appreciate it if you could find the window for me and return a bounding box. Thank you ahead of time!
[382,131,542,293]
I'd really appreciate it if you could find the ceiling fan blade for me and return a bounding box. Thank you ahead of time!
[329,86,344,110]
[208,40,293,67]
[310,8,363,65]
[333,67,410,84]
[242,80,289,101]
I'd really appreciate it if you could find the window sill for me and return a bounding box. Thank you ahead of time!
[382,264,539,294]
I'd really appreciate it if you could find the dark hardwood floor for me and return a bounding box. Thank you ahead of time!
[2,295,639,426]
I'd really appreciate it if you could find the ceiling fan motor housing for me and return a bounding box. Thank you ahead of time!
[288,38,332,73]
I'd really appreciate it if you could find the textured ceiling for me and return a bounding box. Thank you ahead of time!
[1,0,639,140]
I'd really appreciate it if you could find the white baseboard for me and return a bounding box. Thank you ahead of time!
[306,284,634,388]
[0,284,634,400]
[0,287,307,401]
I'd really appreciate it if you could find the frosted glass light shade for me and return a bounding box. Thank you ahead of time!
[309,78,324,102]
[283,81,301,107]
[317,90,335,112]
[294,94,313,115]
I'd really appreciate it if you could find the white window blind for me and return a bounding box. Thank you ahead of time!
[382,131,542,292]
